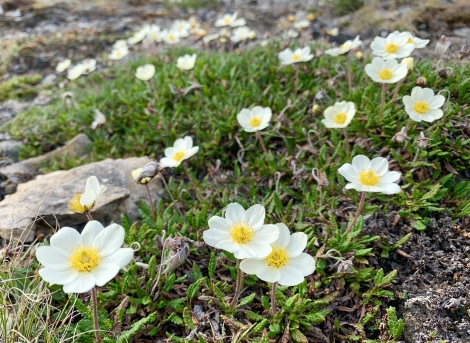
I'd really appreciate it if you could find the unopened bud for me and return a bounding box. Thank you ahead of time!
[392,126,408,144]
[312,168,329,191]
[307,13,316,21]
[401,57,414,72]
[355,51,363,60]
[287,14,296,22]
[133,160,161,184]
[416,76,427,87]
[311,104,321,114]
[416,131,429,149]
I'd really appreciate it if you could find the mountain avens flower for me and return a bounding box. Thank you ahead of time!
[203,203,280,259]
[56,59,71,73]
[278,46,313,65]
[176,54,197,71]
[370,31,415,60]
[324,35,361,56]
[108,45,129,60]
[36,221,134,293]
[402,86,445,122]
[365,57,407,84]
[240,223,315,286]
[69,176,106,214]
[135,64,155,81]
[160,136,199,168]
[338,155,401,194]
[401,31,429,48]
[321,101,356,128]
[237,106,272,132]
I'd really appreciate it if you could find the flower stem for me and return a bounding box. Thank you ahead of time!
[229,261,244,310]
[294,65,299,95]
[380,83,387,117]
[85,211,94,222]
[256,131,268,156]
[91,287,103,343]
[344,191,367,235]
[145,183,156,221]
[182,162,204,202]
[271,282,278,316]
[346,54,353,92]
[390,78,403,103]
[158,172,187,223]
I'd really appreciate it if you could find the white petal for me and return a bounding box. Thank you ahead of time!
[379,171,401,183]
[50,227,81,251]
[428,95,445,108]
[286,232,307,257]
[91,263,121,286]
[369,157,389,175]
[277,266,304,286]
[351,155,370,171]
[240,258,265,275]
[258,266,281,283]
[225,203,245,225]
[63,273,96,293]
[275,223,290,246]
[402,95,413,107]
[36,246,70,269]
[80,221,103,246]
[186,146,199,159]
[253,224,280,244]
[243,240,273,258]
[160,157,178,168]
[101,248,134,268]
[421,87,435,100]
[338,163,356,182]
[80,176,101,206]
[93,223,125,257]
[208,216,229,230]
[244,204,265,228]
[288,253,316,276]
[377,183,401,194]
[39,267,79,286]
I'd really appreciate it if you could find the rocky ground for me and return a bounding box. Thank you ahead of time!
[1,0,470,342]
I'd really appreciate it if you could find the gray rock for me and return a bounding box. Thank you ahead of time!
[0,157,163,242]
[0,140,24,161]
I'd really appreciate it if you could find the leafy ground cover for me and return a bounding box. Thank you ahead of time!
[1,2,470,342]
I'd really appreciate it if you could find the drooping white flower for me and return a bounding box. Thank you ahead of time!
[135,64,155,81]
[364,57,407,84]
[401,57,414,72]
[293,19,310,30]
[370,31,415,60]
[108,45,129,60]
[402,87,445,123]
[321,101,356,128]
[324,35,362,56]
[80,175,107,209]
[81,58,96,73]
[162,29,180,44]
[338,155,401,194]
[240,223,315,286]
[128,25,150,45]
[203,203,280,259]
[231,26,254,43]
[278,46,314,65]
[160,136,199,168]
[113,39,128,48]
[176,54,197,71]
[401,31,429,48]
[237,106,272,132]
[56,59,71,73]
[36,221,134,293]
[67,64,87,80]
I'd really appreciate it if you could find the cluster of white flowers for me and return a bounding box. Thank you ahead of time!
[203,203,315,286]
[56,58,96,80]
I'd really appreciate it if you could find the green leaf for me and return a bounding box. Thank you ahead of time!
[413,220,426,231]
[208,251,216,278]
[290,329,308,343]
[386,306,404,339]
[187,277,205,301]
[238,293,256,307]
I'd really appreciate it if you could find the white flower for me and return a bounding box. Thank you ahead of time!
[338,155,401,194]
[82,59,96,73]
[370,31,415,60]
[109,45,129,60]
[203,32,220,44]
[237,106,272,132]
[278,46,313,65]
[215,12,239,27]
[321,101,356,128]
[113,39,128,48]
[324,35,361,56]
[128,26,150,45]
[401,31,429,48]
[240,223,315,286]
[160,136,199,168]
[402,87,445,123]
[162,29,180,44]
[176,54,197,71]
[80,175,107,209]
[135,64,155,81]
[231,26,254,43]
[293,19,310,30]
[147,24,163,42]
[203,203,280,259]
[36,221,134,293]
[401,57,414,72]
[56,59,71,73]
[364,57,407,84]
[67,64,87,80]
[171,20,191,37]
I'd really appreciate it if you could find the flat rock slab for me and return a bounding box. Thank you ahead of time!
[0,157,162,242]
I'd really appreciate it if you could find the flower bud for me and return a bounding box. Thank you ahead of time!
[401,57,414,72]
[133,160,161,184]
[392,126,408,144]
[415,76,427,87]
[312,168,329,191]
[416,131,429,149]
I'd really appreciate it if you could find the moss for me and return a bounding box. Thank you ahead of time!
[0,74,42,102]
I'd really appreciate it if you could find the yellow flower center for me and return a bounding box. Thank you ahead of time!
[413,101,429,114]
[333,112,347,124]
[249,116,261,127]
[222,17,231,25]
[229,222,254,244]
[378,68,393,80]
[385,42,399,53]
[172,150,186,162]
[358,168,380,186]
[290,54,301,62]
[168,34,175,41]
[68,193,90,214]
[265,246,289,268]
[115,51,122,58]
[69,246,101,272]
[407,37,414,44]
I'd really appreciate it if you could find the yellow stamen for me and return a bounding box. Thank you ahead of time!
[385,42,399,53]
[290,54,301,62]
[407,37,414,44]
[68,193,90,214]
[358,169,380,186]
[333,112,347,124]
[249,116,261,128]
[379,68,393,80]
[69,246,100,272]
[172,150,186,162]
[229,222,254,244]
[265,246,288,268]
[413,101,429,114]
